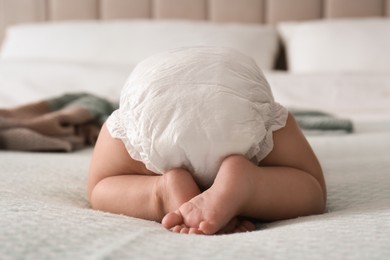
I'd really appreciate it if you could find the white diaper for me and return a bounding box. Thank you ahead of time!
[106,47,288,188]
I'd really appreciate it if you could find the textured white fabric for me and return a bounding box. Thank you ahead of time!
[0,60,131,108]
[0,20,279,70]
[264,71,390,133]
[106,47,287,187]
[278,18,390,73]
[1,130,390,259]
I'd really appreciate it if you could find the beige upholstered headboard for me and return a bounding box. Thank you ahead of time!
[1,0,390,44]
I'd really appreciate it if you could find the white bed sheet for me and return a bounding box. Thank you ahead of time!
[265,71,390,133]
[1,131,389,259]
[0,60,131,107]
[1,60,390,133]
[1,61,390,259]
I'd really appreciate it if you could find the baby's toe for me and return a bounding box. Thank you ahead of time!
[241,220,256,231]
[172,225,183,233]
[189,228,203,235]
[180,227,190,234]
[162,210,183,229]
[199,220,218,235]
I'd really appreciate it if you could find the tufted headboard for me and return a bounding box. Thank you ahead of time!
[1,0,390,44]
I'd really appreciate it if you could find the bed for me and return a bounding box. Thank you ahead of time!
[1,0,390,259]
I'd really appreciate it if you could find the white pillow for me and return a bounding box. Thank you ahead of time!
[0,20,279,70]
[278,18,390,73]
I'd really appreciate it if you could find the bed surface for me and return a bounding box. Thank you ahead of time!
[1,58,390,260]
[1,62,389,259]
[1,132,389,259]
[1,1,390,259]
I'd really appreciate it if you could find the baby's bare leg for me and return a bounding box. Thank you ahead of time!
[162,155,263,234]
[88,124,201,222]
[162,113,327,235]
[90,169,201,221]
[216,217,256,234]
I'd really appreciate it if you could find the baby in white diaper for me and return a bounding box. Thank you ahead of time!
[87,47,327,235]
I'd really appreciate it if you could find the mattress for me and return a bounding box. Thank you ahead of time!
[1,132,389,259]
[1,60,390,259]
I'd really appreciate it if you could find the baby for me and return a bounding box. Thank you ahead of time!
[87,47,327,235]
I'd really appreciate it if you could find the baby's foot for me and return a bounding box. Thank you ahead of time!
[217,217,256,234]
[162,189,242,235]
[156,168,201,221]
[162,155,256,235]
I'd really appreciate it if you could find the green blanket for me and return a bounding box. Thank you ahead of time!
[291,110,353,134]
